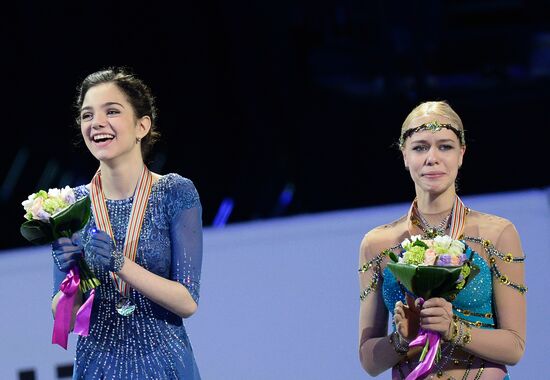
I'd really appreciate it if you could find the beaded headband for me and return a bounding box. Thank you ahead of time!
[399,120,465,148]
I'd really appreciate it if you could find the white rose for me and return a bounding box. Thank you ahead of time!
[22,198,34,212]
[48,188,61,198]
[450,239,465,252]
[29,197,44,217]
[401,238,411,249]
[61,186,75,204]
[410,235,422,242]
[448,245,464,256]
[434,235,452,250]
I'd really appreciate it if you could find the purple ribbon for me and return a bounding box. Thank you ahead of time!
[52,267,80,349]
[405,330,441,380]
[52,267,95,349]
[73,288,95,336]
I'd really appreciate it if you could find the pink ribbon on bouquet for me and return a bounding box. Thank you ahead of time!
[52,267,96,349]
[405,330,441,380]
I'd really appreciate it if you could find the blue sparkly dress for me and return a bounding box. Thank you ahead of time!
[54,174,202,379]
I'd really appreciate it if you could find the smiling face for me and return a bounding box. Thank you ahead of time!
[80,82,150,164]
[401,115,466,196]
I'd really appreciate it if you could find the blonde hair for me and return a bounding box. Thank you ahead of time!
[401,101,464,135]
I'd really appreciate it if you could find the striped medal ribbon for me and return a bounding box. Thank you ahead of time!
[448,196,469,240]
[409,196,469,239]
[90,165,153,316]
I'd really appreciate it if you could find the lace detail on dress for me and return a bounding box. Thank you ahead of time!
[68,173,202,379]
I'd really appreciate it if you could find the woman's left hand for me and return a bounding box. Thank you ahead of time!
[419,297,454,340]
[89,229,125,273]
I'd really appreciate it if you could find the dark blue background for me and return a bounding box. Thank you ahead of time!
[2,0,549,250]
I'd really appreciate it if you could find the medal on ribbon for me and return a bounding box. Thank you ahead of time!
[90,165,153,316]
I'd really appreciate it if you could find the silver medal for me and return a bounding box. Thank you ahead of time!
[115,296,136,316]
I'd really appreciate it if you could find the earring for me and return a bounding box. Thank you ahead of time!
[136,137,142,144]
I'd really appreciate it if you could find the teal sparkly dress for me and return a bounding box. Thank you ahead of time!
[358,205,526,380]
[383,248,503,377]
[383,248,495,339]
[54,174,202,379]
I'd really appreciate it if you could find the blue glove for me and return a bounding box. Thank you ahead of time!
[89,229,125,273]
[52,232,83,294]
[51,232,83,272]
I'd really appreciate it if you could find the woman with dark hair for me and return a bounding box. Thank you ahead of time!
[51,67,202,379]
[358,101,526,379]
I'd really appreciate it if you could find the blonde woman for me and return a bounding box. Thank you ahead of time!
[358,101,526,379]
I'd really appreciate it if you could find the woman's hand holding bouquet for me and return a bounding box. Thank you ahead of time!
[20,187,99,349]
[387,235,478,380]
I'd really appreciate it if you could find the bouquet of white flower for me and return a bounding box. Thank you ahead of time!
[388,235,475,300]
[386,235,479,380]
[20,187,100,292]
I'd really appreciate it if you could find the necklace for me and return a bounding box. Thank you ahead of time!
[416,210,451,238]
[409,196,469,241]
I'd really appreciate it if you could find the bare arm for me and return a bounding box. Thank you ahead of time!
[459,223,526,365]
[358,233,418,376]
[419,223,526,365]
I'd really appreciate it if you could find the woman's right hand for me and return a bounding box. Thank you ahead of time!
[393,294,422,342]
[51,232,83,272]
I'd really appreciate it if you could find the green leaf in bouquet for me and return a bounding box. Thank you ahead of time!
[49,196,91,239]
[20,219,56,245]
[20,195,91,245]
[412,239,429,249]
[386,262,463,301]
[386,249,399,263]
[457,262,480,292]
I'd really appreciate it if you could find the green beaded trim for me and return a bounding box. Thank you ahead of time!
[463,236,527,294]
[399,120,466,148]
[452,306,493,319]
[358,247,399,301]
[358,253,384,301]
[454,315,495,329]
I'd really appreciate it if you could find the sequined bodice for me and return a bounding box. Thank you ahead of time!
[382,250,496,328]
[70,174,201,380]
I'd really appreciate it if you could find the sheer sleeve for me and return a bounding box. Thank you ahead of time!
[358,232,390,340]
[461,221,527,365]
[490,222,527,363]
[167,176,203,305]
[358,230,402,376]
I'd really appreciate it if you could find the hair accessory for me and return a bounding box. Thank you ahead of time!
[399,120,465,148]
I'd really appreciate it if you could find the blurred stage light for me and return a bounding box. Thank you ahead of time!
[213,197,234,227]
[272,183,294,216]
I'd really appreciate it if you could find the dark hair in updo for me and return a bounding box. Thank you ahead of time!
[75,67,160,159]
